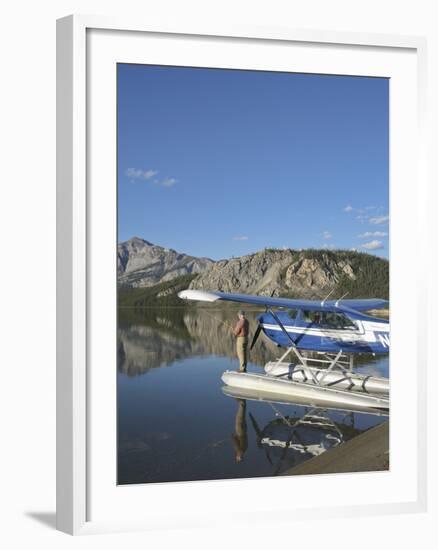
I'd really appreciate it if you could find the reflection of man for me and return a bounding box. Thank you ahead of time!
[232,399,248,463]
[233,310,249,372]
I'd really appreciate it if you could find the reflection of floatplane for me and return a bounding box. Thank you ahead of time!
[178,290,390,411]
[223,386,387,473]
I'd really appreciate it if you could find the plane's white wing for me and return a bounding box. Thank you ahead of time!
[178,289,388,312]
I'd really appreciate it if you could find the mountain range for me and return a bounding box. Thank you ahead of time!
[118,237,389,302]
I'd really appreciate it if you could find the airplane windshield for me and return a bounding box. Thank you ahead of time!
[287,309,298,320]
[303,311,357,329]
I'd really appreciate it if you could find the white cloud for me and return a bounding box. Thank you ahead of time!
[361,240,384,250]
[345,204,382,217]
[126,167,158,180]
[160,177,177,187]
[322,230,332,240]
[125,168,177,187]
[369,215,389,225]
[232,236,249,241]
[358,231,388,238]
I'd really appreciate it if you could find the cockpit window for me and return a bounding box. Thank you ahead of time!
[287,309,298,320]
[303,311,356,329]
[302,310,319,323]
[324,313,356,329]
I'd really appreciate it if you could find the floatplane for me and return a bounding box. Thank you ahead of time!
[178,289,390,411]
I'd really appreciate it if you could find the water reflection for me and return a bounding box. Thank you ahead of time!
[225,388,386,475]
[232,400,248,463]
[249,406,345,473]
[118,306,278,375]
[117,307,389,484]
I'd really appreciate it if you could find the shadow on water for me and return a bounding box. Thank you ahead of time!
[117,306,389,484]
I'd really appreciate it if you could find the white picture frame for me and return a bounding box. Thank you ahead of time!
[56,14,428,535]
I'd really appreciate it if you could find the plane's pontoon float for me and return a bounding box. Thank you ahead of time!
[178,289,390,411]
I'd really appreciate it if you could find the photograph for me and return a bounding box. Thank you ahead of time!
[116,63,390,485]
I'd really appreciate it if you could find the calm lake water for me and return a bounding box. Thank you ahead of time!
[117,306,389,485]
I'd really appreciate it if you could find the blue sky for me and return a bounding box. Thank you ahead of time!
[118,64,389,260]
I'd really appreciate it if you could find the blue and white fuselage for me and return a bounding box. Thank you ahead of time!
[258,308,389,354]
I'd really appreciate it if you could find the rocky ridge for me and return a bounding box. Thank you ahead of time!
[118,237,214,288]
[188,249,357,298]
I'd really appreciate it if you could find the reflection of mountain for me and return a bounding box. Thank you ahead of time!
[117,307,278,375]
[117,323,201,376]
[118,310,198,376]
[117,307,384,376]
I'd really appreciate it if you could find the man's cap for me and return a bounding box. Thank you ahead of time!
[238,309,245,316]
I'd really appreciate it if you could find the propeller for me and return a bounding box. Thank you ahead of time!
[249,289,273,351]
[250,323,263,350]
